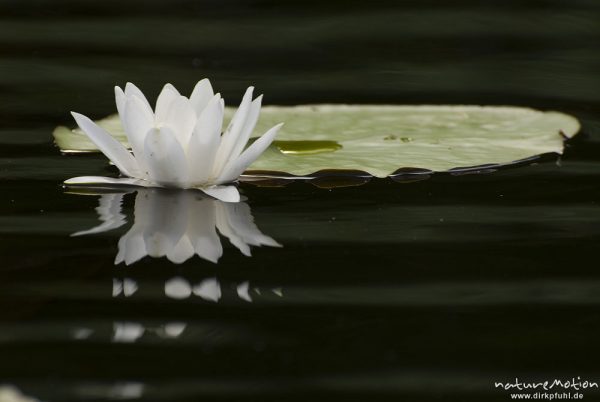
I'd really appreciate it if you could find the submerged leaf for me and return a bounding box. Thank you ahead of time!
[53,105,580,177]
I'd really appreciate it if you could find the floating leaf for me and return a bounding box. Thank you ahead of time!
[53,105,580,177]
[54,114,128,153]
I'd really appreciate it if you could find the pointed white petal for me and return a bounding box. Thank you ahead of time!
[216,123,283,184]
[189,78,214,115]
[124,82,152,112]
[123,96,154,173]
[217,95,263,180]
[71,112,140,177]
[155,83,180,123]
[115,86,126,117]
[212,86,254,176]
[144,127,189,187]
[187,94,223,184]
[163,95,197,148]
[201,185,240,203]
[228,95,262,161]
[64,176,149,187]
[115,86,129,151]
[117,85,153,174]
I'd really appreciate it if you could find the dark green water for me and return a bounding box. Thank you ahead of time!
[1,1,600,401]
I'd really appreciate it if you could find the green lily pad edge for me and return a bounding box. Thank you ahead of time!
[53,105,580,178]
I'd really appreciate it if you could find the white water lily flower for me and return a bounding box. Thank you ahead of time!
[65,79,283,203]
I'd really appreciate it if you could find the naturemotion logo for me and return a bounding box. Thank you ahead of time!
[494,377,598,400]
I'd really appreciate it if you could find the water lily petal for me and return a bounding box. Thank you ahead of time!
[212,86,254,176]
[115,86,126,117]
[216,123,283,184]
[187,94,223,184]
[201,185,240,203]
[117,84,153,155]
[155,83,180,124]
[64,176,149,187]
[123,96,154,175]
[71,112,140,177]
[144,127,189,186]
[217,95,263,180]
[189,78,214,115]
[229,95,262,161]
[124,82,153,112]
[164,95,197,148]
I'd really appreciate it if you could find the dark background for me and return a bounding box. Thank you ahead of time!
[0,1,599,401]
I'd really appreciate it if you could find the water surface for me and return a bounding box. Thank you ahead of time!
[1,1,599,401]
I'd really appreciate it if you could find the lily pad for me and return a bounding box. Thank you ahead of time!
[53,105,580,178]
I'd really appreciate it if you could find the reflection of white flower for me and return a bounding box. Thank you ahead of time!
[193,277,222,302]
[106,383,144,400]
[112,278,138,297]
[163,276,282,303]
[161,322,187,338]
[72,188,280,265]
[236,281,253,302]
[112,322,144,343]
[66,79,283,202]
[165,276,222,302]
[164,277,193,299]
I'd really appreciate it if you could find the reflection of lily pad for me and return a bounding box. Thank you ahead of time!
[53,105,580,177]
